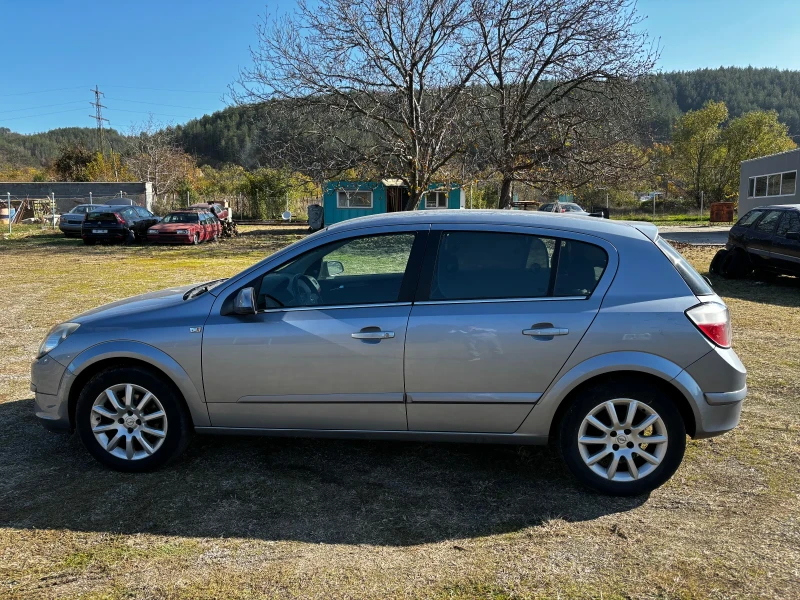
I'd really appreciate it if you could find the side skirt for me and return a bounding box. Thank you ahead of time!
[194,427,549,446]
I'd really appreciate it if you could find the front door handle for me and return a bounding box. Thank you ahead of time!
[352,331,395,340]
[522,327,569,337]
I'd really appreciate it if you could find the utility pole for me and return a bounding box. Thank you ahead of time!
[89,85,109,156]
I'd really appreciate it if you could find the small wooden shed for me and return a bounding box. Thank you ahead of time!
[323,179,464,225]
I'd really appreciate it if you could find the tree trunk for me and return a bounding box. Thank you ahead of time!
[498,177,513,209]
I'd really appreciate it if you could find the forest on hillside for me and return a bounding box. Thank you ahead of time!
[2,68,799,170]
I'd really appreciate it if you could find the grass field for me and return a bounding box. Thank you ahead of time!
[1,226,798,599]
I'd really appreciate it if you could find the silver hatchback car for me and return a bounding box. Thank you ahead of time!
[32,211,746,495]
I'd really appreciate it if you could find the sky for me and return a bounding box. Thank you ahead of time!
[2,0,800,135]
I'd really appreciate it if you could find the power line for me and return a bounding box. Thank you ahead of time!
[101,84,222,95]
[0,85,86,98]
[0,108,85,123]
[104,97,209,110]
[0,100,85,115]
[104,107,193,119]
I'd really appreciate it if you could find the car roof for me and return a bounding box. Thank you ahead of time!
[761,204,800,210]
[326,209,658,242]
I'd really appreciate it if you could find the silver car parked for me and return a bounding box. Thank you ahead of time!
[32,211,746,495]
[59,204,109,237]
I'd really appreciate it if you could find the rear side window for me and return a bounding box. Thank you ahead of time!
[656,238,713,296]
[429,231,608,301]
[755,210,781,233]
[736,210,763,227]
[554,240,609,297]
[776,211,800,237]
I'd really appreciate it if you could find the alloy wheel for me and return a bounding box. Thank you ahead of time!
[90,383,168,460]
[577,399,668,482]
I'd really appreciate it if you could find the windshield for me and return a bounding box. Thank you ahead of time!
[162,213,199,224]
[70,206,92,214]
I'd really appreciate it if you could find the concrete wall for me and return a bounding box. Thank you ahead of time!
[0,182,153,213]
[739,149,800,214]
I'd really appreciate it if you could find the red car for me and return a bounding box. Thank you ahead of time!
[146,210,222,245]
[190,202,229,221]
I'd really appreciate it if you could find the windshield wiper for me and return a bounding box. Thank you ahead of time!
[183,279,228,300]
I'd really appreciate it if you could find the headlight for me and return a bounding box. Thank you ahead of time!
[38,323,80,358]
[148,229,159,234]
[176,229,189,235]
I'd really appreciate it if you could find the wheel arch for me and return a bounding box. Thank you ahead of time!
[63,341,210,430]
[516,352,703,440]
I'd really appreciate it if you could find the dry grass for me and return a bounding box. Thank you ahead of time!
[0,227,798,599]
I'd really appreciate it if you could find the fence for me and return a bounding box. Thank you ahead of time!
[153,192,320,222]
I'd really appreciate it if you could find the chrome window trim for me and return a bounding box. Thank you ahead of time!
[415,296,587,306]
[257,301,412,314]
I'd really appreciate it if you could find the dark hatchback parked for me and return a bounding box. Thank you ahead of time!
[81,206,160,245]
[711,204,800,278]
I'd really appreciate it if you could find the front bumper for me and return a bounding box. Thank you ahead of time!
[31,354,71,433]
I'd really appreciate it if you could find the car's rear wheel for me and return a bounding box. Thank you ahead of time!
[75,366,192,472]
[559,381,686,496]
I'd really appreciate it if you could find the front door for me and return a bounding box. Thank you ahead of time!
[747,209,782,268]
[202,229,427,431]
[404,227,614,433]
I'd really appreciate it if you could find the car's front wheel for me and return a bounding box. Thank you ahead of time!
[75,366,191,471]
[559,381,686,496]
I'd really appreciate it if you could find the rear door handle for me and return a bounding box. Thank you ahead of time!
[351,331,395,340]
[522,327,569,337]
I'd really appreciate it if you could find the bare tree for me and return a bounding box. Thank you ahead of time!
[232,0,487,210]
[127,116,193,206]
[469,0,658,207]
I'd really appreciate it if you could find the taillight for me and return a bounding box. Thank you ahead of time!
[686,302,731,348]
[115,213,126,224]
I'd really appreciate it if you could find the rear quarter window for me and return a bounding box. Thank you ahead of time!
[655,238,713,296]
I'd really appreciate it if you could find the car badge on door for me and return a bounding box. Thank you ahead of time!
[189,326,202,333]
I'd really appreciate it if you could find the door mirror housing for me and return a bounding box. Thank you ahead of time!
[233,287,257,315]
[786,231,800,241]
[323,260,344,277]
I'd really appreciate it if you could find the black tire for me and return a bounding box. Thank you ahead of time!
[193,232,200,245]
[709,248,729,275]
[75,366,192,472]
[558,380,686,496]
[83,238,96,246]
[721,249,751,279]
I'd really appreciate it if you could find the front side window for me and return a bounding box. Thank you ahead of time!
[256,233,416,309]
[425,191,448,209]
[736,210,764,228]
[776,211,800,237]
[337,190,373,209]
[755,210,781,233]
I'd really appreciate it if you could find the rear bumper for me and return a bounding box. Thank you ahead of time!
[59,222,83,234]
[147,234,194,244]
[82,227,128,241]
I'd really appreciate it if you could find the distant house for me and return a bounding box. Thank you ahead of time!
[739,149,798,215]
[323,179,464,225]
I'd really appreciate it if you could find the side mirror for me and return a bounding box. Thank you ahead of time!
[786,231,800,241]
[233,287,257,315]
[324,260,344,277]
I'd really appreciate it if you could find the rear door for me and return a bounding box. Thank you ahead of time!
[771,210,800,273]
[403,225,616,433]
